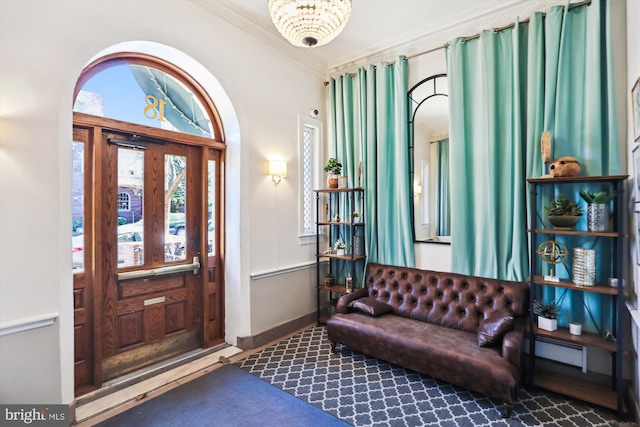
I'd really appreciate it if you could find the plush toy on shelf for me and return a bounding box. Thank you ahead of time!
[539,131,581,179]
[549,156,581,178]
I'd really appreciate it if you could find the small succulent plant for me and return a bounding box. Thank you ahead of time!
[545,194,583,216]
[533,300,560,319]
[579,189,615,204]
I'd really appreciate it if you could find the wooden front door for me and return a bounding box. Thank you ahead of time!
[100,132,204,380]
[73,115,225,393]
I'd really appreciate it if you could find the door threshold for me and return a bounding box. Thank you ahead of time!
[74,344,243,425]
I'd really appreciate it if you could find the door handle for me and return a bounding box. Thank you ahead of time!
[118,257,200,281]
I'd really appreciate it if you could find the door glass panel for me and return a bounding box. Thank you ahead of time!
[72,142,85,272]
[118,148,145,268]
[73,64,213,138]
[208,160,216,256]
[165,154,187,262]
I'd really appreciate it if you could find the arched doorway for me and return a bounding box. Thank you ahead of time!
[72,52,226,395]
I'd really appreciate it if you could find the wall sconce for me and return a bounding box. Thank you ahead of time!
[269,160,287,186]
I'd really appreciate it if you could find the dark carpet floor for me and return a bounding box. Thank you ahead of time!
[96,363,349,427]
[237,325,627,427]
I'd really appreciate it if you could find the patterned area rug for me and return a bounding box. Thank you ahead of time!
[237,326,623,427]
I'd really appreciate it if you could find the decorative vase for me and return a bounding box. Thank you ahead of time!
[548,215,580,230]
[327,174,338,188]
[538,316,557,332]
[569,322,582,335]
[353,235,364,256]
[587,203,608,232]
[572,247,596,286]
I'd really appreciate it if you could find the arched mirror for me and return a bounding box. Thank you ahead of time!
[408,74,450,243]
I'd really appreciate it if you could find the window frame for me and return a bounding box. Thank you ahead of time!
[117,192,131,211]
[298,114,323,244]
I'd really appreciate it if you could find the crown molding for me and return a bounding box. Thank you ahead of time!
[327,0,569,75]
[188,0,573,77]
[188,0,328,77]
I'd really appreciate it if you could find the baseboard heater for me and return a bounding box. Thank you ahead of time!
[524,337,587,373]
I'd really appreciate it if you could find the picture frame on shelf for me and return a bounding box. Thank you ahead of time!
[633,77,640,142]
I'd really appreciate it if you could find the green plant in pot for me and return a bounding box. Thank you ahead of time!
[324,274,335,286]
[579,189,615,232]
[533,299,560,331]
[324,158,342,188]
[544,194,583,230]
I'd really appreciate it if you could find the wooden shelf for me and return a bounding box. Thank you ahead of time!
[317,254,366,261]
[527,175,628,184]
[314,187,364,193]
[317,221,364,226]
[532,228,618,238]
[532,370,619,411]
[531,276,619,295]
[318,284,348,293]
[530,325,617,352]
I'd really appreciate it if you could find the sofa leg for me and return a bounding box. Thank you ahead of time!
[499,403,513,418]
[329,341,336,353]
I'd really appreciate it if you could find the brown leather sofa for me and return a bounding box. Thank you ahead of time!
[326,262,529,417]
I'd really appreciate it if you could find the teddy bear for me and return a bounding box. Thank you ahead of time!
[549,156,581,178]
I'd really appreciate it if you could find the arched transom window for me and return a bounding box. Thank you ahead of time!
[73,55,221,139]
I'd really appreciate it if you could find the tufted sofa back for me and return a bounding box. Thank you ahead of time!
[364,263,529,334]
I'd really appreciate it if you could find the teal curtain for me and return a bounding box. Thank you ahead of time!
[435,138,450,236]
[447,0,619,331]
[447,24,529,282]
[328,57,414,270]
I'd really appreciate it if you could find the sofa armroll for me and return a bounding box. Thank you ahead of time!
[501,317,525,367]
[335,288,369,314]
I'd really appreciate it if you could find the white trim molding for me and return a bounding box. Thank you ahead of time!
[0,312,59,337]
[251,260,327,280]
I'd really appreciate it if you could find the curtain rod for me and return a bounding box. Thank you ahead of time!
[324,0,591,85]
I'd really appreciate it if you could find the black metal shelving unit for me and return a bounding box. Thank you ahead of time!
[527,175,627,416]
[314,187,365,324]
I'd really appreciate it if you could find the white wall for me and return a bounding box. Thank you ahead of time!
[0,0,323,405]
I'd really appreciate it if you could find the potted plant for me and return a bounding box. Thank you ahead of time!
[533,299,559,331]
[323,274,335,286]
[334,238,346,256]
[324,158,342,188]
[544,194,583,229]
[579,189,615,232]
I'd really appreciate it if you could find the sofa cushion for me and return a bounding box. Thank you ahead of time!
[477,308,514,347]
[348,297,394,317]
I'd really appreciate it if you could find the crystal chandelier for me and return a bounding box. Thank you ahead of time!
[268,0,352,48]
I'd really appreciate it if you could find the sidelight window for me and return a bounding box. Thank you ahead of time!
[300,118,322,238]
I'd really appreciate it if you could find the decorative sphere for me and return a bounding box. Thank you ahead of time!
[536,240,569,265]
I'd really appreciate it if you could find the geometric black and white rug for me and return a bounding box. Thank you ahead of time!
[237,326,624,427]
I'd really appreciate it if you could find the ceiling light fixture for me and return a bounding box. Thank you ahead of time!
[268,0,351,48]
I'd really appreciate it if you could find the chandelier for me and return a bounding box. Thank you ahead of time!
[268,0,352,48]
